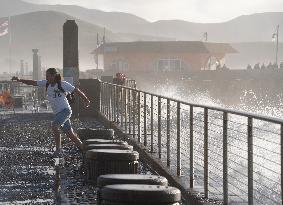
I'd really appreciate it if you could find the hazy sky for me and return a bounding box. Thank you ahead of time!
[23,0,283,23]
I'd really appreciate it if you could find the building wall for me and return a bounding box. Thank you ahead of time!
[102,52,226,72]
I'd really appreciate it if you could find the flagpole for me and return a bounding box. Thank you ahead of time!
[96,33,99,69]
[275,25,279,66]
[103,27,105,43]
[8,16,12,75]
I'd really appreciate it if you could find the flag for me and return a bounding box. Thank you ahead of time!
[0,19,8,37]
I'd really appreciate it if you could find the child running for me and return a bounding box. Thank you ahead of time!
[12,68,91,157]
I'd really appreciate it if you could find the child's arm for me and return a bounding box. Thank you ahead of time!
[11,76,37,86]
[74,88,91,108]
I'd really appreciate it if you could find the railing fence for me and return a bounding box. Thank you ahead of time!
[100,82,283,205]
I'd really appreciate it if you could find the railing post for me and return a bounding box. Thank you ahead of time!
[120,87,124,127]
[103,83,106,115]
[167,99,171,167]
[151,95,154,153]
[177,102,181,176]
[223,112,228,204]
[204,107,209,198]
[281,124,283,205]
[144,93,147,147]
[101,83,104,114]
[105,84,108,118]
[248,117,253,205]
[110,85,114,121]
[128,89,131,134]
[190,105,194,188]
[116,86,120,124]
[104,84,108,117]
[107,85,111,119]
[132,90,136,139]
[124,88,127,132]
[137,91,141,143]
[158,96,161,159]
[113,85,116,121]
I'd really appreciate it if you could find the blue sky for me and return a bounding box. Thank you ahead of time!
[23,0,283,23]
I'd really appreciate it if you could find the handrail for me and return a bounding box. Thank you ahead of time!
[102,82,283,124]
[100,81,283,205]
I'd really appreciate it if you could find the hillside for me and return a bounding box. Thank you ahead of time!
[0,10,172,73]
[0,0,282,72]
[227,42,283,69]
[0,10,114,72]
[1,0,283,42]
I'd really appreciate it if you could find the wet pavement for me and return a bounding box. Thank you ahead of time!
[0,113,104,205]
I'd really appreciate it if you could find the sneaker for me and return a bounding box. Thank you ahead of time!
[53,149,64,158]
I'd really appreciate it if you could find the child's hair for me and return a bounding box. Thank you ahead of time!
[46,68,61,83]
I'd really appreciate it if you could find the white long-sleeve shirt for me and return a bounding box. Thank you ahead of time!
[37,80,75,114]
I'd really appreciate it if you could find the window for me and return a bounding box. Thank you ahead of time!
[111,59,129,72]
[157,58,181,71]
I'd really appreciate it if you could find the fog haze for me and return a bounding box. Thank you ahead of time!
[0,0,282,73]
[22,0,283,23]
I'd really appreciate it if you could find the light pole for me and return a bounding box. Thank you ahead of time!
[272,25,279,66]
[203,32,208,42]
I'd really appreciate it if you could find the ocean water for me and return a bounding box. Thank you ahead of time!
[132,82,283,204]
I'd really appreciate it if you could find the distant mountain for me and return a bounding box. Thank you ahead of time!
[226,42,283,69]
[0,0,151,36]
[146,12,283,42]
[0,0,38,16]
[0,10,171,73]
[0,0,282,72]
[43,5,150,34]
[1,0,283,42]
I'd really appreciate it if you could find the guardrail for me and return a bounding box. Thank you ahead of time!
[100,81,283,205]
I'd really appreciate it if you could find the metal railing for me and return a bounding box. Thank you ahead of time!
[100,81,283,205]
[125,79,137,89]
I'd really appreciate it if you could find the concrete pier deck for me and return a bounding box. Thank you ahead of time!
[0,113,107,204]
